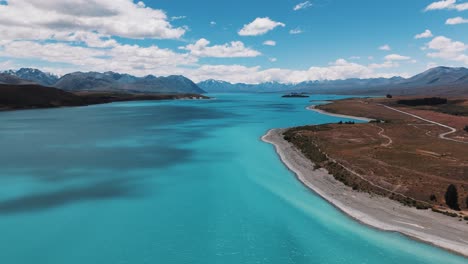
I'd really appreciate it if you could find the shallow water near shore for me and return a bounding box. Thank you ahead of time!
[0,93,466,264]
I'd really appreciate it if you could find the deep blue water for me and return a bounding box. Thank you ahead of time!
[0,93,466,264]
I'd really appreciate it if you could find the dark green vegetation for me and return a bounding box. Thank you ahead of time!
[0,84,208,110]
[389,97,468,116]
[283,126,430,210]
[337,121,355,125]
[431,208,459,218]
[445,184,460,211]
[397,97,448,106]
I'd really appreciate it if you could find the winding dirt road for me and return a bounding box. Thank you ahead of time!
[379,104,467,144]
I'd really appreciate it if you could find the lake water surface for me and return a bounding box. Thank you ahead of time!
[0,93,466,263]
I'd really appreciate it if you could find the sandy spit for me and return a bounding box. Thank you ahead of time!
[306,105,374,122]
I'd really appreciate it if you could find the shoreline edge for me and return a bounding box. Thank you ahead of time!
[262,128,468,258]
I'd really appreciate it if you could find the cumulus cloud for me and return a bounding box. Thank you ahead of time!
[53,31,118,48]
[369,61,400,69]
[425,36,468,64]
[238,17,285,36]
[293,1,312,11]
[263,40,277,46]
[184,59,406,84]
[446,17,468,24]
[269,58,278,62]
[0,0,186,40]
[414,29,433,39]
[425,0,468,11]
[379,44,391,51]
[0,1,417,85]
[0,40,197,75]
[180,39,261,58]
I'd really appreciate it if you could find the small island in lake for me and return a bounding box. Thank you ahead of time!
[282,93,310,98]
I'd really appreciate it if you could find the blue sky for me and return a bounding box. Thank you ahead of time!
[0,0,467,83]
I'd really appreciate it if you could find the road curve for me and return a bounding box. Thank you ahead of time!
[378,104,467,144]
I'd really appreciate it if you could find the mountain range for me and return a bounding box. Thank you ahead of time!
[1,66,468,96]
[1,69,205,94]
[198,66,468,96]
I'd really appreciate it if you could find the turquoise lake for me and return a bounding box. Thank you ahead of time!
[0,93,466,264]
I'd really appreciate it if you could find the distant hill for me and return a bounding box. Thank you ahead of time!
[3,68,59,86]
[0,84,86,109]
[0,73,36,85]
[0,69,206,94]
[402,66,468,86]
[198,77,407,93]
[198,79,295,93]
[0,84,209,110]
[55,72,206,94]
[2,66,467,96]
[198,66,468,96]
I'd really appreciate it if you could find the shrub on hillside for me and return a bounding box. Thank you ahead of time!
[445,184,460,211]
[397,97,447,106]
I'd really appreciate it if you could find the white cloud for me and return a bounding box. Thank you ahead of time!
[0,40,197,75]
[425,36,468,64]
[385,54,411,61]
[263,40,277,46]
[425,0,456,10]
[53,31,118,48]
[0,1,418,85]
[171,16,186,21]
[369,61,399,69]
[293,1,312,11]
[238,17,285,36]
[180,38,261,58]
[0,40,410,83]
[289,28,303,34]
[210,21,216,26]
[368,54,412,69]
[0,0,186,40]
[379,44,391,51]
[425,0,468,11]
[414,29,433,39]
[446,17,468,24]
[0,60,16,71]
[184,59,406,84]
[349,56,361,60]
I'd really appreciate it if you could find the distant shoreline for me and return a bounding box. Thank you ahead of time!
[0,84,209,112]
[262,126,468,258]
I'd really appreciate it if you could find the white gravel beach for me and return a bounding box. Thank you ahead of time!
[306,105,374,122]
[262,128,468,258]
